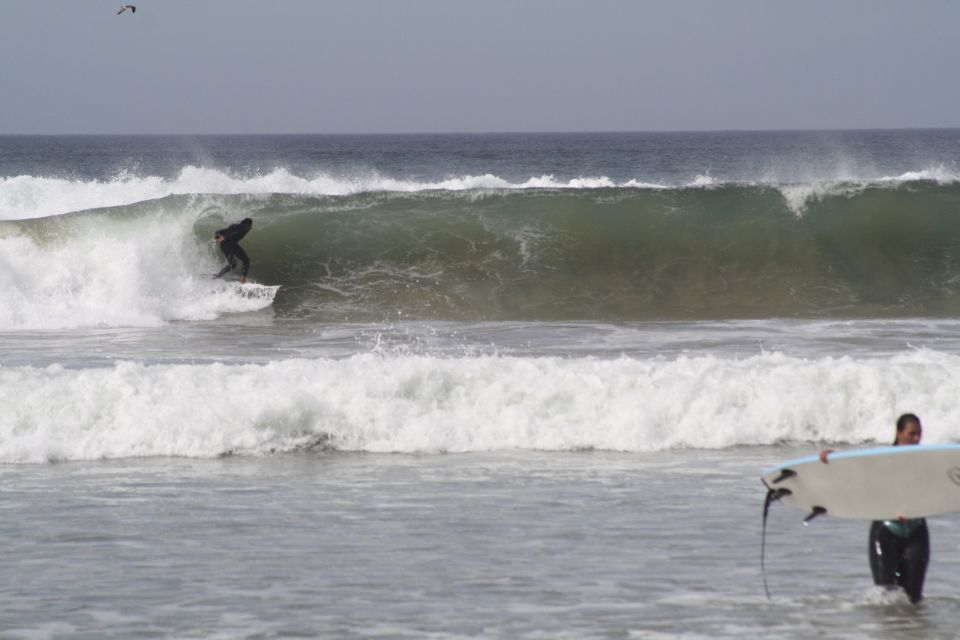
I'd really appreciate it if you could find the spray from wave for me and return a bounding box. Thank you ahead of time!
[0,197,274,330]
[3,164,959,221]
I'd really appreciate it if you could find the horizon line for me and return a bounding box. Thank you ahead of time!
[3,126,960,137]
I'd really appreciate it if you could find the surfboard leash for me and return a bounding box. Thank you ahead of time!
[761,483,793,600]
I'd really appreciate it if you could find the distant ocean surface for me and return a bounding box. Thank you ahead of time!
[4,131,960,638]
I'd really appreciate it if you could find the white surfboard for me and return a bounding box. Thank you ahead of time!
[761,444,960,520]
[231,282,280,301]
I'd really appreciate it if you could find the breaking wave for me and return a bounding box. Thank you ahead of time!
[2,349,960,462]
[4,173,960,328]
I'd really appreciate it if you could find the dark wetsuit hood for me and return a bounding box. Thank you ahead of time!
[217,218,252,244]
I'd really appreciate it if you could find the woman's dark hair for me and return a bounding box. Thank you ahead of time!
[894,413,921,445]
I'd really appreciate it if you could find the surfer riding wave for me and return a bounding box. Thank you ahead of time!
[214,217,252,283]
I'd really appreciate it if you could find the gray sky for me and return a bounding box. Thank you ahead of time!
[2,0,958,134]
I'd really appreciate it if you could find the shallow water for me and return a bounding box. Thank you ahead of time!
[3,448,960,639]
[7,316,960,369]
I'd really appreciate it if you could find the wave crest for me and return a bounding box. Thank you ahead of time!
[4,164,960,221]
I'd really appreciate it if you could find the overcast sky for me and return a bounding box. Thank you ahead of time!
[2,0,958,134]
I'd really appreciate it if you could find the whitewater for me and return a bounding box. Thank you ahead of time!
[5,132,960,639]
[4,162,960,222]
[6,349,960,463]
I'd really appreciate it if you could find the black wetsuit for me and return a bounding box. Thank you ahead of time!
[869,518,929,603]
[215,219,252,279]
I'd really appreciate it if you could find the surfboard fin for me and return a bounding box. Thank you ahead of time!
[803,506,827,524]
[770,468,796,484]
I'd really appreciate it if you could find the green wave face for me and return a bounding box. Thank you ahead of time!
[12,183,960,321]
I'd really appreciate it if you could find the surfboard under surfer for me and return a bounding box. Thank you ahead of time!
[214,217,253,284]
[819,413,929,603]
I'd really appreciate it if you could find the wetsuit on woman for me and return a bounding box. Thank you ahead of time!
[214,218,252,279]
[869,518,929,603]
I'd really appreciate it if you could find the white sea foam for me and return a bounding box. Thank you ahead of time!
[5,165,958,221]
[776,165,960,215]
[690,174,719,187]
[0,169,636,220]
[777,182,865,216]
[876,164,960,185]
[0,172,168,221]
[3,350,960,462]
[0,216,273,330]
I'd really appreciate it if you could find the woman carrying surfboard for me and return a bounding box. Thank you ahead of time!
[820,413,930,603]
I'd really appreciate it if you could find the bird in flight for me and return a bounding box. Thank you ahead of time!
[117,5,136,14]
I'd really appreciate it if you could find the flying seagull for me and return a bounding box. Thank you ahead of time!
[117,5,136,14]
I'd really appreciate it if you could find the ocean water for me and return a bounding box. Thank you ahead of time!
[4,131,960,638]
